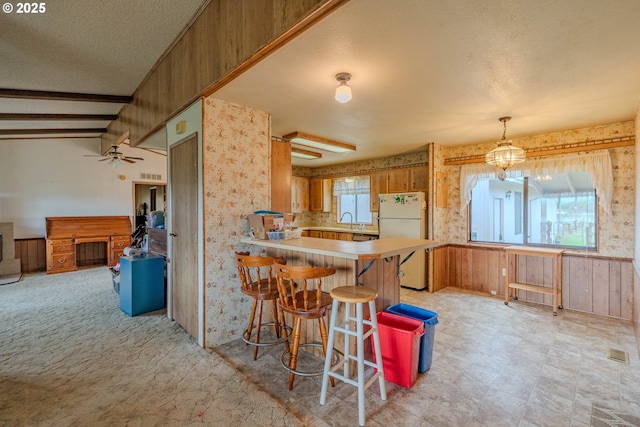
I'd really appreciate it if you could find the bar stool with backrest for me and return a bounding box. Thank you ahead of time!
[320,286,387,427]
[235,252,289,360]
[273,261,337,390]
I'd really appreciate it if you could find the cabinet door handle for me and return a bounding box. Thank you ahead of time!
[170,233,177,237]
[117,242,124,247]
[58,258,66,263]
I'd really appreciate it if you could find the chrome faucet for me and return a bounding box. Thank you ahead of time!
[340,212,354,230]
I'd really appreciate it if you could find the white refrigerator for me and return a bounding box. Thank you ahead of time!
[378,192,427,290]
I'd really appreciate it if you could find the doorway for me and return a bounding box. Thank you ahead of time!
[133,183,166,228]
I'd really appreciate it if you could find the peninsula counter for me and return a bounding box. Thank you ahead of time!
[239,236,439,364]
[239,236,439,311]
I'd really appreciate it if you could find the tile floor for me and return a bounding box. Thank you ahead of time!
[214,287,640,427]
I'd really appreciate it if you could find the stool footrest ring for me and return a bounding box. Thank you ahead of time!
[242,322,292,347]
[281,343,341,377]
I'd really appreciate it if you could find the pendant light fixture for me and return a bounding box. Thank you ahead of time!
[334,72,352,103]
[485,116,525,179]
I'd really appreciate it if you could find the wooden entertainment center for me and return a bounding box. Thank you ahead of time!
[45,216,131,274]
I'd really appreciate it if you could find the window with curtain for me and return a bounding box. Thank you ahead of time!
[333,176,372,225]
[464,151,610,250]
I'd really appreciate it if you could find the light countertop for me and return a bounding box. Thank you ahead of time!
[240,236,439,260]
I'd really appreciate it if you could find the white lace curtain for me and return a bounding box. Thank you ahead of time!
[459,150,613,213]
[333,176,370,196]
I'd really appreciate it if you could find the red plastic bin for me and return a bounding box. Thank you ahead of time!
[372,311,425,388]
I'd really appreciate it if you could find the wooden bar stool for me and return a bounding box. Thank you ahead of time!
[273,261,338,390]
[320,286,387,427]
[235,252,290,360]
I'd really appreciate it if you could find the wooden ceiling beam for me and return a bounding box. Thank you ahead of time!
[0,89,131,103]
[0,128,106,135]
[0,113,118,121]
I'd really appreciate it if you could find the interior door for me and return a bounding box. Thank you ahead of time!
[169,134,199,341]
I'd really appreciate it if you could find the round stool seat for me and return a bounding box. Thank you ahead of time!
[330,286,377,304]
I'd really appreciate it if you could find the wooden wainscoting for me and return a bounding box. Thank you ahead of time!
[432,245,449,292]
[442,244,633,320]
[448,245,506,296]
[15,238,46,273]
[15,239,111,272]
[562,254,633,319]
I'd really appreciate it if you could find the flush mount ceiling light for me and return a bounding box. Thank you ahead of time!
[283,131,356,153]
[291,147,322,160]
[334,72,352,103]
[485,116,526,179]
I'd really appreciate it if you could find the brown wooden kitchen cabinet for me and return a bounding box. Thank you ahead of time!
[410,166,428,191]
[291,176,309,213]
[270,139,292,213]
[387,169,409,192]
[322,231,337,239]
[336,232,353,241]
[369,171,388,212]
[308,230,323,238]
[310,178,331,212]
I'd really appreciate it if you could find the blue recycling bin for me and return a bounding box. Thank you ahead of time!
[386,304,438,373]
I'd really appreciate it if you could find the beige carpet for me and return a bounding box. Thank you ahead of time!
[0,267,304,427]
[0,273,21,285]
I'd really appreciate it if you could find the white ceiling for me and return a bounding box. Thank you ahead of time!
[2,0,640,164]
[214,0,640,166]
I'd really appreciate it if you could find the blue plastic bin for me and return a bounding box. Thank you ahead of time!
[386,304,438,373]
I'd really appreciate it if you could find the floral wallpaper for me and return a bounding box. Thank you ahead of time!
[202,96,270,346]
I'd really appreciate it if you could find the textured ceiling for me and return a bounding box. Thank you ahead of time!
[1,0,206,94]
[1,0,640,165]
[0,0,208,141]
[214,0,640,165]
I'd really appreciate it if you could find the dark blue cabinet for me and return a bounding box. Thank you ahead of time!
[119,254,165,316]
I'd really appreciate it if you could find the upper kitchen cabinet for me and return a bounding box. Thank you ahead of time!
[310,178,331,212]
[369,171,388,212]
[271,139,292,213]
[387,169,409,192]
[291,176,309,213]
[410,166,428,191]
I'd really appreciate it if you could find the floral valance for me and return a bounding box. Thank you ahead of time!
[459,150,613,213]
[333,176,370,196]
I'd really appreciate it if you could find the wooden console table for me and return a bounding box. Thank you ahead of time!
[504,245,564,316]
[45,216,131,274]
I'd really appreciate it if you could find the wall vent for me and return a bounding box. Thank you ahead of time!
[607,348,629,364]
[140,172,163,181]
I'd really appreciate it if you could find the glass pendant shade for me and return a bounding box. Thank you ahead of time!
[485,141,526,170]
[485,116,525,171]
[335,83,352,103]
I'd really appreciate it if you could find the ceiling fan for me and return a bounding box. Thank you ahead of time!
[85,145,144,164]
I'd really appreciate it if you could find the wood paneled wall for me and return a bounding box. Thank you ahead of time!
[443,244,633,320]
[15,239,110,273]
[15,238,46,273]
[562,254,633,319]
[104,0,343,148]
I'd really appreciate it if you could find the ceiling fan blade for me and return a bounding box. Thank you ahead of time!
[99,158,110,161]
[122,158,136,164]
[124,156,144,160]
